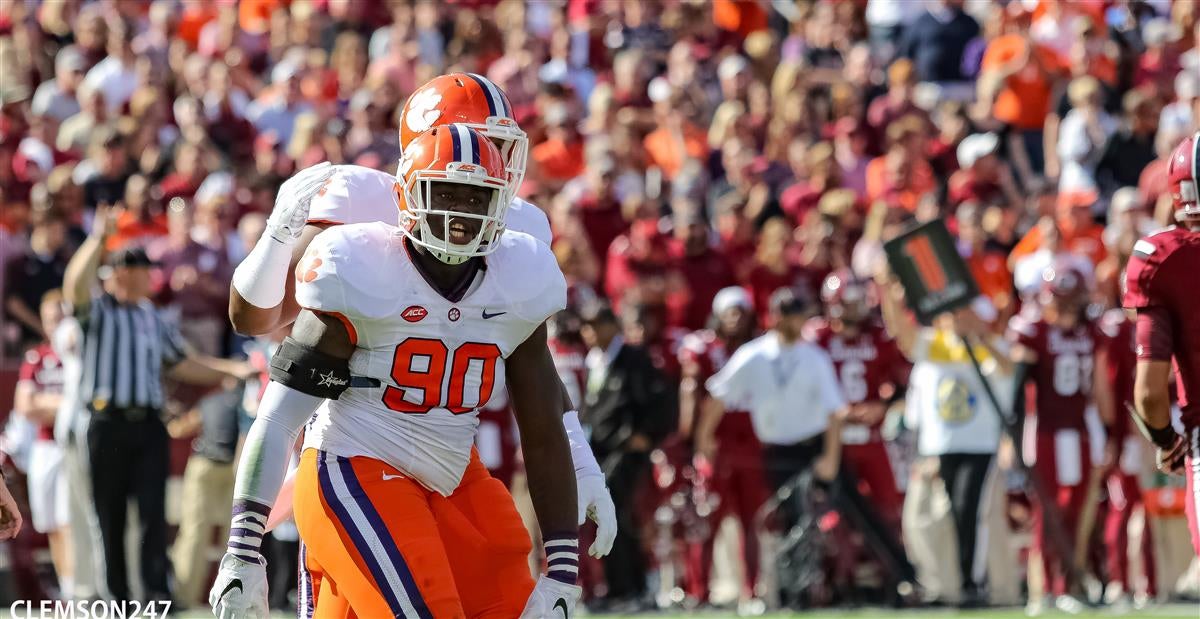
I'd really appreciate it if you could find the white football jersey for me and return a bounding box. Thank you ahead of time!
[295,222,566,495]
[306,164,553,245]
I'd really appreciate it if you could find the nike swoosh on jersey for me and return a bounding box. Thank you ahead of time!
[381,472,406,481]
[554,598,569,619]
[482,309,507,319]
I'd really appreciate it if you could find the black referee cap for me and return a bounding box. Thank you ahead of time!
[107,247,158,268]
[769,286,812,316]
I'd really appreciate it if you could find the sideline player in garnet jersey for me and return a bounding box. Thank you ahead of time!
[678,286,765,606]
[1096,306,1157,602]
[1124,131,1200,557]
[1008,262,1116,609]
[808,270,905,525]
[211,126,581,618]
[226,73,616,559]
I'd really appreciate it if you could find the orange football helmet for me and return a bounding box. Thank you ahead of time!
[397,124,511,265]
[398,73,527,197]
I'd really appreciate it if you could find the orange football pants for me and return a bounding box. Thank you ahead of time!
[293,448,535,618]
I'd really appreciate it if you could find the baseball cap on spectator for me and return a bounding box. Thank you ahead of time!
[957,133,1000,169]
[712,286,753,316]
[55,45,87,73]
[1142,18,1180,47]
[17,138,53,173]
[271,60,300,85]
[195,171,234,206]
[718,55,749,82]
[769,287,812,317]
[1111,187,1143,213]
[647,76,672,104]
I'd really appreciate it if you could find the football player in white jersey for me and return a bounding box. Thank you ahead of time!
[212,126,585,618]
[226,73,615,563]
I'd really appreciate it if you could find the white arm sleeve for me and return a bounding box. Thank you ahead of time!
[231,381,322,504]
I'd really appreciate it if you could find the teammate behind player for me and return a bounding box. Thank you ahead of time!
[1124,131,1200,557]
[1008,262,1116,612]
[227,74,614,559]
[678,286,765,606]
[211,126,581,617]
[810,270,905,525]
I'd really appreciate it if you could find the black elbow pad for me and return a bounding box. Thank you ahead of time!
[269,337,353,399]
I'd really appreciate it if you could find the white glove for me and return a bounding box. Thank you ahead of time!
[267,161,335,244]
[576,472,616,558]
[519,575,582,619]
[562,411,618,557]
[209,553,270,619]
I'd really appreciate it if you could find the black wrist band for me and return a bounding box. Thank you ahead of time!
[1147,423,1179,450]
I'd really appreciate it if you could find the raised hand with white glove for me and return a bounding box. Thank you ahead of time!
[267,161,335,244]
[232,162,336,309]
[562,410,617,557]
[209,553,270,619]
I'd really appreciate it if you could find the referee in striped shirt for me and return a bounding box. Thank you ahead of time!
[63,204,254,603]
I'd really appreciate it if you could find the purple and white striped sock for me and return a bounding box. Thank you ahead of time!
[544,533,579,585]
[227,499,271,564]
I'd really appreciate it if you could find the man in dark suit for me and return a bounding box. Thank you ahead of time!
[579,301,675,607]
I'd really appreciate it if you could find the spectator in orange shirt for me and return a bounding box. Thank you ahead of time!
[957,202,1013,317]
[531,105,585,188]
[978,16,1063,178]
[865,117,935,212]
[1009,190,1107,270]
[644,91,710,182]
[106,174,168,251]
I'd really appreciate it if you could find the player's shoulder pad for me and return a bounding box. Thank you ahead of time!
[307,164,399,226]
[294,222,400,318]
[487,230,567,323]
[506,196,553,246]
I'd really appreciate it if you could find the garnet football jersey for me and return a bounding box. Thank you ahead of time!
[1008,313,1099,431]
[807,319,902,408]
[305,164,553,244]
[1124,226,1200,427]
[18,343,64,440]
[295,222,566,495]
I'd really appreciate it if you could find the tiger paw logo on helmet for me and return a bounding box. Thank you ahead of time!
[405,88,443,134]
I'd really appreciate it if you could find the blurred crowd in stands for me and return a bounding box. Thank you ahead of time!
[1,0,1200,614]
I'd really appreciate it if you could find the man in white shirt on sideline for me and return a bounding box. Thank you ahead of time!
[696,287,847,490]
[697,287,919,602]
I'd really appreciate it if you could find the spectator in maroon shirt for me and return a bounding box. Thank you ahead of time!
[159,142,212,204]
[865,58,929,154]
[605,218,673,316]
[573,157,627,285]
[147,199,232,356]
[780,141,839,225]
[667,206,735,330]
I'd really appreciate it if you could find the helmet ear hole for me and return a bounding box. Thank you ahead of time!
[454,78,464,87]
